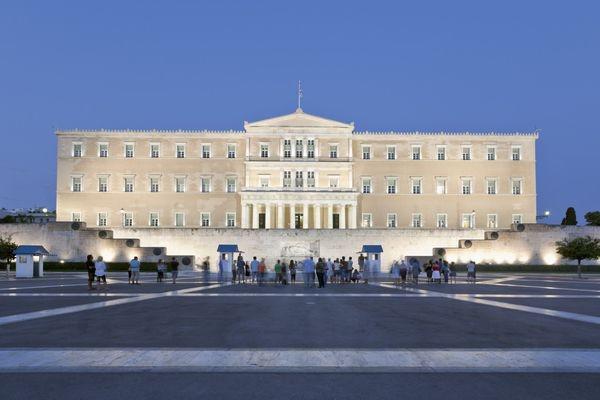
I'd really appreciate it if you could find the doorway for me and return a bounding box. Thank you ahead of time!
[333,213,340,229]
[259,213,266,229]
[295,213,303,229]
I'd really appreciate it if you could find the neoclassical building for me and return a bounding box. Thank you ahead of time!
[56,108,537,230]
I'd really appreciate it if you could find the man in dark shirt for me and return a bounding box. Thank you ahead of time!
[170,257,180,284]
[85,254,96,290]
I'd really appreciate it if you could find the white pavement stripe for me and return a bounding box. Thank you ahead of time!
[488,282,600,293]
[0,348,599,373]
[0,284,227,327]
[0,283,90,291]
[0,293,140,297]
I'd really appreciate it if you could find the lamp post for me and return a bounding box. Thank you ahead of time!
[536,210,551,221]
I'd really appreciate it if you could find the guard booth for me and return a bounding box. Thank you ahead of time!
[216,244,241,279]
[360,245,383,275]
[15,245,50,278]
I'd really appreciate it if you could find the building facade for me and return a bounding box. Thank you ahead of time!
[56,108,537,230]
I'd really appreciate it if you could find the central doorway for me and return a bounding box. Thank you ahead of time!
[295,213,303,229]
[333,213,340,229]
[259,213,266,229]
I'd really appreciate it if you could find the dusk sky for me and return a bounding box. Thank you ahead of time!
[0,0,598,224]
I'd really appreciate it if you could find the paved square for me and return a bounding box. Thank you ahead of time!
[1,271,600,399]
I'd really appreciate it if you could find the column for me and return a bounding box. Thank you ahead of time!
[349,204,357,229]
[303,203,309,229]
[265,203,272,229]
[289,203,295,229]
[327,203,333,229]
[252,203,259,229]
[314,203,321,229]
[241,202,249,228]
[277,203,284,229]
[339,204,346,229]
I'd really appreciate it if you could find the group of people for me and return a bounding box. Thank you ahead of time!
[389,259,477,285]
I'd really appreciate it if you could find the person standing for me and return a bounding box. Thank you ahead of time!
[358,254,365,273]
[432,261,441,284]
[466,260,476,283]
[258,258,267,286]
[316,258,325,288]
[441,260,450,283]
[399,259,408,284]
[95,256,107,291]
[363,256,370,284]
[390,260,400,286]
[340,256,348,283]
[333,258,341,284]
[303,256,315,288]
[281,261,288,285]
[218,254,226,283]
[230,256,237,284]
[85,254,96,290]
[236,254,246,284]
[170,257,179,284]
[289,260,297,284]
[348,257,354,283]
[129,256,141,285]
[250,256,259,284]
[412,261,420,284]
[274,260,282,284]
[157,259,167,283]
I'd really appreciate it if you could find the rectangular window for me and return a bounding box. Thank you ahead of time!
[97,212,107,227]
[512,146,521,161]
[295,139,303,158]
[462,213,475,229]
[362,177,372,194]
[512,179,522,195]
[226,212,236,227]
[260,144,269,158]
[461,178,472,195]
[387,177,397,194]
[283,140,292,158]
[361,213,372,228]
[71,176,82,192]
[201,177,211,193]
[387,214,397,228]
[436,178,447,195]
[149,212,160,227]
[174,212,185,227]
[72,212,81,222]
[124,177,134,192]
[411,145,421,160]
[307,139,315,158]
[436,213,447,228]
[487,146,496,161]
[295,171,303,188]
[411,177,422,194]
[226,177,236,193]
[72,143,82,157]
[462,146,471,160]
[512,214,523,224]
[176,144,186,158]
[150,144,160,158]
[387,146,396,160]
[259,175,270,188]
[227,144,236,159]
[175,177,186,193]
[487,214,498,228]
[329,145,338,159]
[283,171,292,188]
[123,212,133,227]
[437,146,446,160]
[201,144,211,159]
[98,176,108,192]
[201,213,211,227]
[328,176,339,188]
[487,179,497,195]
[125,143,135,158]
[150,177,160,193]
[362,146,371,160]
[412,213,422,228]
[307,171,315,188]
[98,143,108,158]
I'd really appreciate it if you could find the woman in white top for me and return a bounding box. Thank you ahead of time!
[94,256,108,291]
[390,260,401,286]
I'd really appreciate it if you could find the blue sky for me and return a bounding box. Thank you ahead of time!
[0,0,598,224]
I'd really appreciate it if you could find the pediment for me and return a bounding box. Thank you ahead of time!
[244,108,354,130]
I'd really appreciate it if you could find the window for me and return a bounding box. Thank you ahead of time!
[295,171,303,188]
[176,144,186,158]
[361,213,372,228]
[512,146,521,161]
[329,145,338,159]
[175,177,186,193]
[150,144,160,158]
[98,176,108,192]
[227,144,236,159]
[362,177,372,194]
[260,144,269,158]
[201,144,211,159]
[174,212,185,227]
[201,177,211,193]
[226,177,236,193]
[283,171,292,188]
[150,177,160,193]
[411,177,422,194]
[124,177,134,192]
[72,143,83,157]
[259,175,269,188]
[226,212,236,227]
[307,139,315,158]
[411,145,421,160]
[387,177,397,194]
[487,179,497,195]
[387,214,397,228]
[462,213,475,229]
[362,145,371,160]
[512,214,523,224]
[512,178,522,195]
[461,178,472,195]
[200,213,211,227]
[436,178,447,195]
[283,140,291,158]
[97,212,107,227]
[71,176,82,192]
[125,143,135,158]
[295,139,303,158]
[436,214,447,228]
[437,146,446,160]
[72,212,81,222]
[487,146,496,161]
[387,146,396,160]
[487,214,498,228]
[329,176,339,188]
[123,212,133,227]
[307,171,315,188]
[149,212,160,227]
[412,213,422,228]
[462,146,471,160]
[98,143,108,158]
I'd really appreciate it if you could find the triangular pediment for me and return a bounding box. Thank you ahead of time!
[245,108,354,130]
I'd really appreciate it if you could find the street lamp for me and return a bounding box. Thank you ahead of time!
[536,210,551,221]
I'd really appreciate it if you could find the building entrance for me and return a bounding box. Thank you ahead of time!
[259,213,266,229]
[333,213,340,229]
[295,213,303,229]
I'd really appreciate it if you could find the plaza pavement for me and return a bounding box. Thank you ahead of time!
[1,271,600,399]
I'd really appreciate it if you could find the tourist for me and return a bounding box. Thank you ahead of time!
[170,257,179,284]
[351,268,360,283]
[399,259,408,284]
[85,254,96,290]
[236,254,246,284]
[245,261,250,281]
[412,261,420,284]
[466,260,476,283]
[358,253,365,273]
[230,256,237,283]
[325,258,333,284]
[316,257,325,288]
[202,256,210,282]
[390,260,400,286]
[449,264,457,284]
[348,257,354,282]
[333,258,341,284]
[281,261,288,285]
[425,261,433,283]
[289,260,297,284]
[129,256,140,285]
[95,255,107,291]
[441,260,450,283]
[432,261,441,283]
[363,256,370,284]
[258,258,267,285]
[157,259,167,283]
[250,256,259,283]
[340,256,348,283]
[274,260,282,283]
[218,254,228,283]
[303,256,315,288]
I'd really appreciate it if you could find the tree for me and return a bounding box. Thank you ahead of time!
[561,207,578,225]
[585,211,600,226]
[556,236,600,278]
[0,234,18,273]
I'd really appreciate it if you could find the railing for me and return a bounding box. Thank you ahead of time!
[242,187,357,193]
[245,156,353,162]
